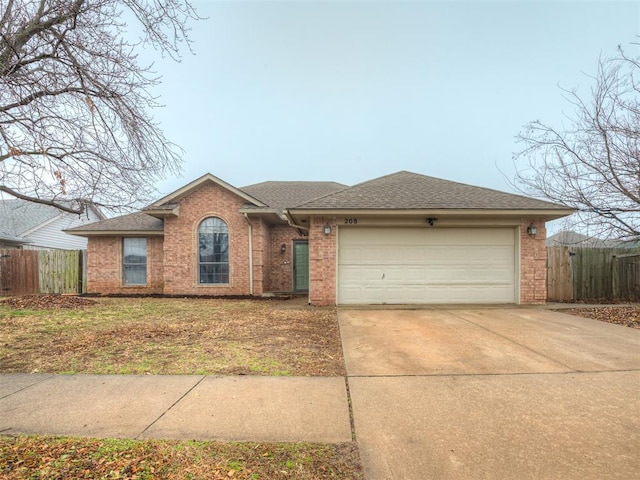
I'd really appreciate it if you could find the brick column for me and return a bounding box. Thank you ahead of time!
[308,216,337,306]
[520,217,547,304]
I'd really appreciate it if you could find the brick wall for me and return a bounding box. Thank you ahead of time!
[266,225,307,292]
[308,216,337,306]
[520,217,547,304]
[87,187,549,304]
[86,181,310,297]
[162,181,252,296]
[250,217,266,296]
[87,236,164,294]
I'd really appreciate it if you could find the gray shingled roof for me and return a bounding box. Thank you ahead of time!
[0,199,65,236]
[241,181,347,212]
[66,212,163,233]
[545,231,619,247]
[295,171,568,210]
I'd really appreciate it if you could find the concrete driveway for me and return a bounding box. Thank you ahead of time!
[339,307,640,480]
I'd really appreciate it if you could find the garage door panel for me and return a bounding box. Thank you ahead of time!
[341,246,514,266]
[338,228,516,304]
[340,266,385,283]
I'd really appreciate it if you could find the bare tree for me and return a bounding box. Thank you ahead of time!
[0,0,199,214]
[514,49,640,240]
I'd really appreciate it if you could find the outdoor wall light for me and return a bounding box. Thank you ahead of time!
[426,217,438,227]
[527,224,538,236]
[280,243,286,254]
[324,225,332,235]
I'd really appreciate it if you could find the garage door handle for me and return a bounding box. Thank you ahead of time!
[382,273,385,279]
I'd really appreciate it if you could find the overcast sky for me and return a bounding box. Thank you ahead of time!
[148,0,639,207]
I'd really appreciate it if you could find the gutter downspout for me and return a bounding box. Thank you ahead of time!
[243,213,254,296]
[284,212,309,234]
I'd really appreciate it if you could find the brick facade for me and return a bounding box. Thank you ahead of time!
[160,182,250,295]
[86,182,304,296]
[266,225,308,292]
[519,217,547,304]
[87,236,164,294]
[86,184,550,305]
[308,216,337,306]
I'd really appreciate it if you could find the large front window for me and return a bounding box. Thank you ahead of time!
[123,238,147,285]
[198,217,229,284]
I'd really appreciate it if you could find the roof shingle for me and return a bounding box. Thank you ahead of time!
[295,171,568,210]
[241,181,347,211]
[0,199,63,236]
[66,212,163,233]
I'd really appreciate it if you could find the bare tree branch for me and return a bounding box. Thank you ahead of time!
[513,50,640,240]
[0,0,201,213]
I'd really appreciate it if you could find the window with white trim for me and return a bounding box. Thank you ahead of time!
[198,217,229,284]
[123,238,147,285]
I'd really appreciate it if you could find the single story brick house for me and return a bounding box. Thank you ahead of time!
[67,171,572,305]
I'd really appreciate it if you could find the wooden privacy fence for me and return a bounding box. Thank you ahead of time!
[0,249,87,296]
[547,246,640,302]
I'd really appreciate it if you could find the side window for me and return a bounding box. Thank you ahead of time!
[198,217,229,284]
[123,238,147,285]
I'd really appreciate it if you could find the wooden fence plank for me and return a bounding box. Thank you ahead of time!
[548,246,640,302]
[546,247,573,302]
[0,249,39,295]
[0,248,85,296]
[39,249,82,294]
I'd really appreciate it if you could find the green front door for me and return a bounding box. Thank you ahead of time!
[293,241,309,292]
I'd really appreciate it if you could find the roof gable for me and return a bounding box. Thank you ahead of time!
[294,171,569,211]
[150,173,267,209]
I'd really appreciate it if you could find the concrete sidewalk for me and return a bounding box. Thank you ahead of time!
[0,374,352,443]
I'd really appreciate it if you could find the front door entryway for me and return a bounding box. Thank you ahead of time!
[293,240,309,292]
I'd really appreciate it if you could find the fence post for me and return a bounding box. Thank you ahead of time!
[612,255,619,299]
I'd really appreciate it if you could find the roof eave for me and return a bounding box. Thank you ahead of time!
[238,207,288,223]
[64,230,165,237]
[287,208,575,221]
[0,234,30,245]
[143,204,180,218]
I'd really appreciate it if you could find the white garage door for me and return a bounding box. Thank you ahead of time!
[338,227,516,305]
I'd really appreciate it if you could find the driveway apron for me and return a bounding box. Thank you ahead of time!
[339,308,640,480]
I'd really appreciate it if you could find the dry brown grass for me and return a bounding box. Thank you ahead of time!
[0,435,364,479]
[0,297,345,376]
[557,305,640,329]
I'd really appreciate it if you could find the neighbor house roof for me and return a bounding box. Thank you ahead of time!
[293,171,571,212]
[0,232,30,246]
[66,212,164,236]
[0,198,105,241]
[546,230,621,247]
[240,181,347,212]
[0,199,66,238]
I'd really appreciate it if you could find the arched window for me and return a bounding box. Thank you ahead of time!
[198,217,229,284]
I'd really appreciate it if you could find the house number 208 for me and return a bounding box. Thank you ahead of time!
[344,218,358,224]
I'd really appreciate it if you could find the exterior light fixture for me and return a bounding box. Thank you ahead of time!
[280,243,286,254]
[527,224,538,236]
[323,225,332,235]
[426,217,438,227]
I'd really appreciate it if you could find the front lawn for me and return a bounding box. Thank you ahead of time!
[0,435,363,479]
[0,296,345,376]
